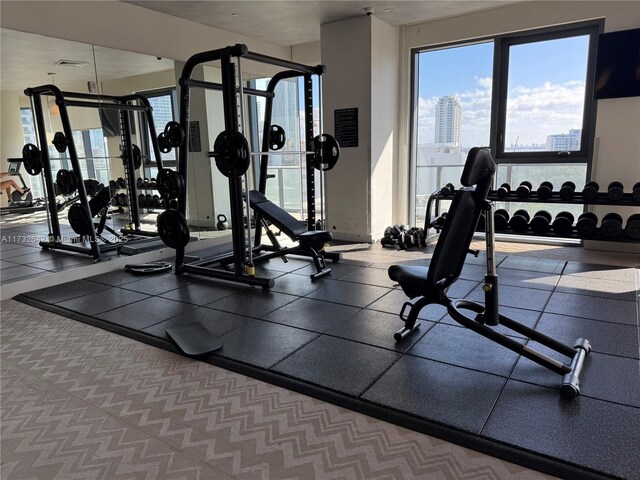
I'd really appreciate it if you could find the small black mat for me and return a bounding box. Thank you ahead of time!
[166,322,223,356]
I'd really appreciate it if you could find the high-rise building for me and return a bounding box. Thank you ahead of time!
[545,129,582,151]
[434,96,462,146]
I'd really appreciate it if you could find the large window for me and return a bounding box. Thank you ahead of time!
[140,89,178,177]
[410,21,602,224]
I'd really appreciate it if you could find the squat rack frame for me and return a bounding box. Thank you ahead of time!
[24,85,165,260]
[173,44,326,289]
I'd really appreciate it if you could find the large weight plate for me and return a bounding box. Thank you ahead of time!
[310,134,340,171]
[165,121,185,148]
[157,168,184,200]
[22,143,43,176]
[157,209,190,249]
[268,124,286,151]
[213,130,250,178]
[52,132,67,153]
[68,203,93,236]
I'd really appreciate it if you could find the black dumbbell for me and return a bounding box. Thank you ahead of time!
[509,209,531,232]
[516,181,533,199]
[117,177,126,189]
[432,212,448,229]
[381,235,396,247]
[607,181,624,202]
[496,183,511,199]
[440,183,455,197]
[121,194,128,206]
[476,212,486,232]
[601,212,623,238]
[576,212,598,237]
[633,182,640,203]
[536,182,554,200]
[559,181,576,201]
[143,178,150,189]
[625,213,640,240]
[138,194,146,207]
[494,209,510,231]
[530,210,552,234]
[152,195,161,208]
[137,177,143,188]
[109,179,117,190]
[146,194,153,207]
[582,181,600,202]
[150,178,157,189]
[552,211,575,236]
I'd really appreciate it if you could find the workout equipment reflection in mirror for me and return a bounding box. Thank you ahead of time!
[56,169,80,195]
[52,132,68,153]
[157,169,185,200]
[156,121,185,154]
[22,143,43,176]
[123,144,143,169]
[206,131,341,177]
[157,209,190,249]
[268,124,286,150]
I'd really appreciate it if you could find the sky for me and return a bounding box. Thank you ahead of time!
[417,35,590,148]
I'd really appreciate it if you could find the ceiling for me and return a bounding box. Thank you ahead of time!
[124,0,516,47]
[0,29,174,92]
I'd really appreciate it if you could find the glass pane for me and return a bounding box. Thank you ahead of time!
[504,35,589,152]
[495,163,587,221]
[148,94,175,162]
[414,41,494,222]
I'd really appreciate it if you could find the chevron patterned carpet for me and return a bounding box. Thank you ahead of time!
[0,299,555,480]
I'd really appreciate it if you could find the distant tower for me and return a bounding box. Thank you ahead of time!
[434,96,462,147]
[546,129,582,151]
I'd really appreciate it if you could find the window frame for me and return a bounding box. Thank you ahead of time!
[138,87,178,174]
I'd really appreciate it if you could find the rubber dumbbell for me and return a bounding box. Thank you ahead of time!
[152,195,161,208]
[117,177,126,189]
[109,179,117,190]
[552,211,575,236]
[601,212,623,238]
[138,194,146,207]
[582,181,600,202]
[121,194,128,206]
[494,209,510,231]
[576,212,598,238]
[625,213,640,240]
[137,177,143,189]
[381,235,396,247]
[607,181,624,202]
[530,210,553,234]
[145,194,153,207]
[440,183,455,197]
[516,181,533,199]
[559,181,576,201]
[509,209,531,232]
[149,178,157,189]
[143,178,150,189]
[432,212,448,229]
[536,182,554,200]
[633,182,640,203]
[496,183,511,199]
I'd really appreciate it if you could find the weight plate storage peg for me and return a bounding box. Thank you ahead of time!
[559,181,576,201]
[530,210,552,234]
[157,168,184,200]
[68,204,93,236]
[625,213,640,240]
[157,209,190,249]
[22,143,43,176]
[576,212,598,238]
[56,169,79,195]
[268,125,286,151]
[582,181,600,202]
[310,133,340,171]
[213,130,251,178]
[52,132,68,153]
[607,181,624,202]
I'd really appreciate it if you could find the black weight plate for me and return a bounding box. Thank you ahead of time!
[268,124,286,151]
[157,132,171,154]
[56,169,79,195]
[157,169,184,200]
[165,121,185,148]
[213,130,250,178]
[22,143,43,176]
[52,131,67,153]
[129,144,143,169]
[157,209,190,249]
[311,133,340,171]
[68,204,92,236]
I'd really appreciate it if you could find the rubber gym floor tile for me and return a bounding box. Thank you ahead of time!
[0,245,41,260]
[439,306,541,339]
[305,279,392,308]
[534,312,639,358]
[160,282,240,306]
[467,284,552,312]
[213,318,319,369]
[22,279,111,304]
[362,355,506,434]
[554,274,637,301]
[366,289,448,321]
[481,379,640,480]
[268,273,325,297]
[293,261,364,280]
[8,250,66,265]
[87,269,145,287]
[0,259,19,269]
[368,256,430,271]
[120,273,196,296]
[0,242,26,251]
[273,335,401,397]
[544,291,638,326]
[408,323,523,377]
[261,298,360,333]
[0,264,51,282]
[563,261,638,283]
[511,345,640,407]
[24,255,92,272]
[252,257,310,273]
[458,263,487,281]
[498,255,566,274]
[493,268,560,291]
[339,266,401,288]
[55,288,149,316]
[324,309,434,352]
[141,306,247,340]
[96,296,198,330]
[463,252,507,267]
[207,290,298,317]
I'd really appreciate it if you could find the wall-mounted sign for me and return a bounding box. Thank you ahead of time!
[334,108,358,147]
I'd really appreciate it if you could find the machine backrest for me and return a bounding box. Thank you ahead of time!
[426,147,495,289]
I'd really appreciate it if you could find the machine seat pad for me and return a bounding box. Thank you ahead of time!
[388,264,429,292]
[298,230,333,244]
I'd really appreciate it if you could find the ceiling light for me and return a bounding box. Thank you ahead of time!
[55,59,89,68]
[231,13,238,16]
[383,8,391,12]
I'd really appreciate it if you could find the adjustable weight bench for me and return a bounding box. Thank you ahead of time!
[388,147,590,399]
[249,190,340,279]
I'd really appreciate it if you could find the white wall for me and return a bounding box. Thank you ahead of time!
[0,91,27,207]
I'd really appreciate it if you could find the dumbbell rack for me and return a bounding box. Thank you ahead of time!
[485,190,640,243]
